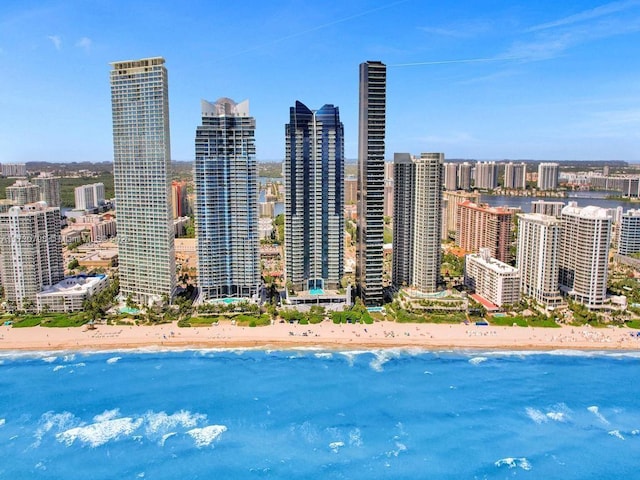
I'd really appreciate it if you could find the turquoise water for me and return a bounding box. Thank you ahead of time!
[119,306,140,315]
[1,349,640,478]
[309,288,324,295]
[210,298,244,305]
[493,313,508,318]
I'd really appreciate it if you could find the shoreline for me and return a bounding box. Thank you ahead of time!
[2,320,640,353]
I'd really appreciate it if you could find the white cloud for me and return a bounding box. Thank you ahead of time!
[75,37,92,51]
[528,0,640,32]
[47,35,62,50]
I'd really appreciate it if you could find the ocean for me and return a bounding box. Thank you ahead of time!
[1,349,639,479]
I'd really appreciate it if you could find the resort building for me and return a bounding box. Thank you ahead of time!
[110,57,176,305]
[531,200,565,218]
[357,60,386,306]
[6,180,40,206]
[537,162,559,190]
[392,152,443,293]
[36,274,110,313]
[195,98,260,300]
[503,162,527,189]
[464,248,520,307]
[455,200,513,263]
[443,191,480,236]
[559,204,611,309]
[33,173,61,208]
[618,209,640,256]
[516,213,563,308]
[458,162,472,190]
[474,161,498,190]
[74,183,105,211]
[0,203,64,310]
[284,101,344,291]
[443,162,458,190]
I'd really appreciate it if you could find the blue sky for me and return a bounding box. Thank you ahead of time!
[1,0,640,163]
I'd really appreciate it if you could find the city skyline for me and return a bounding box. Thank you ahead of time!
[2,1,640,164]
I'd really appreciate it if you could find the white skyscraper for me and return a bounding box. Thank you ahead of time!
[110,57,176,305]
[195,98,260,300]
[618,209,640,256]
[559,204,611,308]
[503,162,527,189]
[537,162,559,190]
[74,183,105,211]
[443,162,458,190]
[33,173,61,208]
[6,180,40,206]
[474,161,498,190]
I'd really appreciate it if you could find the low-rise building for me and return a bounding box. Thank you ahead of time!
[36,274,110,312]
[464,248,520,307]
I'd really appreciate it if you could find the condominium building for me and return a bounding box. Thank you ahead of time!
[0,203,64,310]
[455,200,513,263]
[1,163,27,177]
[537,162,559,190]
[392,153,443,293]
[344,177,358,205]
[194,98,260,299]
[503,162,527,189]
[74,183,105,211]
[442,191,480,235]
[618,209,640,256]
[474,161,498,190]
[516,213,563,307]
[171,180,189,219]
[357,60,386,306]
[464,248,520,307]
[531,200,565,217]
[285,101,344,291]
[559,204,611,308]
[33,173,61,208]
[458,162,472,190]
[6,180,40,205]
[110,57,176,305]
[443,162,458,190]
[36,274,109,313]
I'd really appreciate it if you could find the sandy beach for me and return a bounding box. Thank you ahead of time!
[1,320,640,352]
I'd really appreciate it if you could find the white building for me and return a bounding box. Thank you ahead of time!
[464,248,520,307]
[474,161,498,190]
[618,209,640,256]
[36,274,110,313]
[2,163,27,177]
[537,163,559,190]
[503,162,527,189]
[6,180,40,206]
[517,213,564,308]
[531,200,565,217]
[33,173,61,208]
[443,162,458,190]
[74,183,105,211]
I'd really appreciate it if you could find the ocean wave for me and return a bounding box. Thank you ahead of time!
[106,356,121,364]
[608,430,625,440]
[56,417,143,447]
[144,410,207,438]
[588,406,610,425]
[42,356,57,363]
[0,418,5,427]
[469,356,488,365]
[526,404,571,424]
[329,441,344,453]
[62,354,76,363]
[526,407,548,424]
[495,457,532,470]
[386,441,407,458]
[349,428,362,447]
[314,352,333,359]
[159,432,176,446]
[34,411,80,446]
[53,365,65,372]
[93,409,121,423]
[186,425,227,448]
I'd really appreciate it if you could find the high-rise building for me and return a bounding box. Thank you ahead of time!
[443,162,458,190]
[537,162,559,190]
[443,190,480,235]
[33,173,61,208]
[464,248,520,307]
[618,209,640,256]
[516,213,563,307]
[392,153,443,293]
[0,202,63,310]
[344,177,358,205]
[531,200,565,217]
[503,162,527,189]
[110,57,176,305]
[455,200,513,263]
[74,183,105,211]
[1,163,27,177]
[357,61,386,306]
[171,180,189,219]
[285,101,344,291]
[195,98,260,300]
[559,204,611,308]
[6,180,40,206]
[474,161,498,190]
[458,162,472,190]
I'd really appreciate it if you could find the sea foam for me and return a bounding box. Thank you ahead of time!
[495,457,532,470]
[0,418,5,427]
[186,425,227,447]
[588,406,610,425]
[56,417,143,447]
[469,356,488,365]
[106,356,121,364]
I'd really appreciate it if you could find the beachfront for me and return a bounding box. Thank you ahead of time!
[1,320,640,352]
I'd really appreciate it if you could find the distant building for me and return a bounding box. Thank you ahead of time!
[36,274,109,313]
[516,213,563,308]
[384,178,394,218]
[474,162,498,190]
[392,153,443,293]
[33,173,61,208]
[559,204,611,309]
[6,180,40,206]
[1,163,27,177]
[0,203,64,310]
[503,162,527,189]
[443,162,458,190]
[458,162,472,190]
[455,200,513,263]
[171,181,189,219]
[531,200,565,217]
[344,177,358,205]
[74,183,105,211]
[443,191,480,235]
[537,162,559,190]
[464,248,520,307]
[618,209,640,256]
[259,202,275,218]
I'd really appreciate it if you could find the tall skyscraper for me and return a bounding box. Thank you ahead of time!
[0,203,63,310]
[456,201,513,263]
[33,173,61,209]
[474,161,498,190]
[74,183,105,211]
[357,60,386,306]
[443,162,458,190]
[392,153,443,293]
[458,162,472,190]
[443,190,480,236]
[516,213,563,308]
[618,209,640,256]
[503,162,527,189]
[195,98,260,300]
[558,204,611,308]
[537,162,559,190]
[110,57,176,305]
[284,101,344,291]
[171,180,189,219]
[6,180,40,206]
